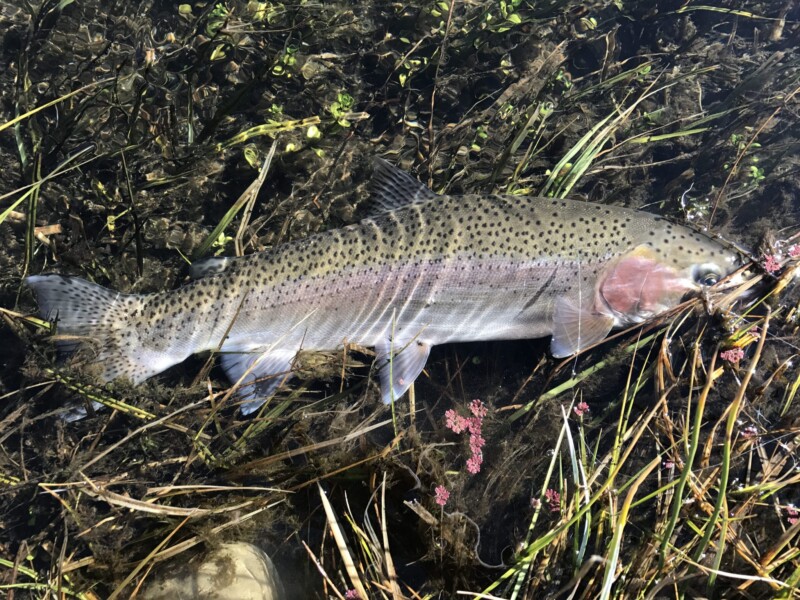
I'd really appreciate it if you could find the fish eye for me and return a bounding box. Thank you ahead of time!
[693,264,722,286]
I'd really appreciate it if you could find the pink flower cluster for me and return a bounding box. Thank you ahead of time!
[573,401,590,417]
[444,399,487,475]
[345,590,361,599]
[544,488,561,513]
[763,254,781,274]
[720,347,745,364]
[786,505,799,526]
[788,244,800,258]
[434,485,450,507]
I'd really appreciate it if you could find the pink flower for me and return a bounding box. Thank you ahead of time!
[466,455,483,474]
[544,489,561,513]
[445,409,469,434]
[786,505,799,526]
[434,485,450,507]
[467,418,482,437]
[720,347,745,364]
[763,254,781,274]
[789,244,800,258]
[573,401,590,417]
[469,398,488,418]
[663,460,675,469]
[345,590,361,600]
[469,434,485,453]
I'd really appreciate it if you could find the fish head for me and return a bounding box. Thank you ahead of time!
[597,223,744,326]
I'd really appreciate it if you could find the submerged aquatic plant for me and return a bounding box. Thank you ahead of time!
[445,399,487,475]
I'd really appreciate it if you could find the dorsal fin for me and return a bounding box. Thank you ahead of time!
[367,158,437,214]
[189,256,233,279]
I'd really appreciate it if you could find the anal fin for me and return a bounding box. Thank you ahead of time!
[219,347,296,414]
[550,297,614,358]
[375,337,432,404]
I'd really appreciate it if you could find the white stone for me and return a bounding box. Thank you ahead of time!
[142,542,285,600]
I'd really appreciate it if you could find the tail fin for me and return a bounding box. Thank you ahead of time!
[26,275,168,384]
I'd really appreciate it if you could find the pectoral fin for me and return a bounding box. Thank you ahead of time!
[550,297,614,358]
[219,347,297,414]
[375,338,432,404]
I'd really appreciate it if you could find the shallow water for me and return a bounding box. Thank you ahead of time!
[1,1,799,597]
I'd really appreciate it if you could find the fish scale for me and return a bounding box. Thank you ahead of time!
[27,159,742,413]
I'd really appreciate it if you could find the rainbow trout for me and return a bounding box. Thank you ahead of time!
[27,160,742,413]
